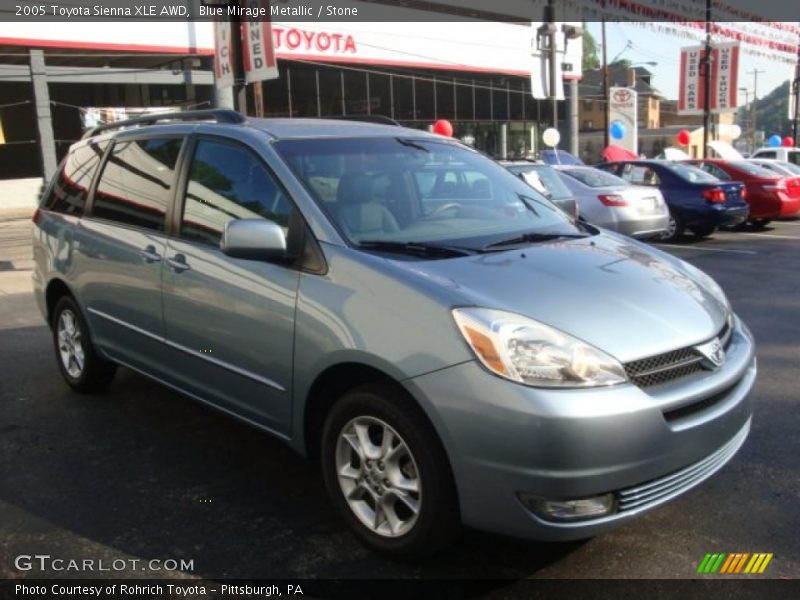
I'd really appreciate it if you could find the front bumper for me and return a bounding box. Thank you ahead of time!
[404,317,756,541]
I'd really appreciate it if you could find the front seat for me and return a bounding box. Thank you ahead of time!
[336,173,400,238]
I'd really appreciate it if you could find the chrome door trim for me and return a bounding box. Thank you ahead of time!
[87,307,286,392]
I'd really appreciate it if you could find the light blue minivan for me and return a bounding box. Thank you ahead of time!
[33,111,756,559]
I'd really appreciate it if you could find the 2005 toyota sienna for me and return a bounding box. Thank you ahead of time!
[33,110,756,559]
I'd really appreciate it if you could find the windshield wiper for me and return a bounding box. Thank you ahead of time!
[482,232,589,251]
[357,240,474,258]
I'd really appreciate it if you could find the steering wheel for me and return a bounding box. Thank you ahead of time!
[428,202,464,218]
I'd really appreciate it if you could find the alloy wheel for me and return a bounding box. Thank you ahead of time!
[335,416,422,538]
[57,309,85,379]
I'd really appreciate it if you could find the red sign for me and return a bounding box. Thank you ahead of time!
[679,43,740,115]
[240,0,278,84]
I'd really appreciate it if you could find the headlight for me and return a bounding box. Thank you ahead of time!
[452,308,627,388]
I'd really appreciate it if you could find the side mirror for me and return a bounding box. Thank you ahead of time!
[220,219,287,261]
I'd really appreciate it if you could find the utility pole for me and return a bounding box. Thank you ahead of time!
[748,68,765,151]
[701,0,712,159]
[230,11,248,114]
[545,0,559,131]
[793,30,800,146]
[602,1,609,148]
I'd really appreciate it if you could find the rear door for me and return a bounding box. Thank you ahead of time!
[160,136,301,435]
[78,134,185,374]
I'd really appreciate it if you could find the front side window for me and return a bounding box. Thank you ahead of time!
[786,150,800,166]
[180,139,292,246]
[44,140,108,215]
[275,137,580,251]
[93,137,183,231]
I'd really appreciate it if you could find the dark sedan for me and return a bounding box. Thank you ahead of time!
[597,160,749,241]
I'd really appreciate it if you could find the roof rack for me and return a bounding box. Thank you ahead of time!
[81,109,246,139]
[329,115,401,126]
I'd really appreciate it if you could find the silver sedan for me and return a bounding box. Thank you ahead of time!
[555,166,669,239]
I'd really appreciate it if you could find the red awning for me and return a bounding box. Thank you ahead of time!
[603,145,639,162]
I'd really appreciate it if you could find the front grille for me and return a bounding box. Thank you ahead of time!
[624,318,733,389]
[617,421,750,513]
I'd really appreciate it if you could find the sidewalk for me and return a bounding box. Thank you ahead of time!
[0,178,42,220]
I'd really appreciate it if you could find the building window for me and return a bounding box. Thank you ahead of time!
[583,120,594,130]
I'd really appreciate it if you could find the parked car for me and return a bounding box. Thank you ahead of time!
[686,159,800,227]
[749,146,800,165]
[33,111,756,559]
[554,165,669,239]
[500,160,579,217]
[748,158,800,177]
[597,160,749,241]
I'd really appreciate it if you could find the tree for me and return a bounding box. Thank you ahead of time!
[582,27,600,72]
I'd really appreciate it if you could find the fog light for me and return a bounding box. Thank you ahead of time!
[519,493,616,521]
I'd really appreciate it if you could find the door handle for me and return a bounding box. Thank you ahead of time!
[138,245,161,263]
[167,253,191,273]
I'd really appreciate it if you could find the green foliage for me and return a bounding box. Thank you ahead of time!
[739,80,793,137]
[582,27,600,72]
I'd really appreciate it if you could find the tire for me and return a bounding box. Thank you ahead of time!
[51,295,116,393]
[750,219,771,230]
[659,209,685,242]
[690,224,717,238]
[321,381,460,560]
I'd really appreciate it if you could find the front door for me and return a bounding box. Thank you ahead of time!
[160,137,300,436]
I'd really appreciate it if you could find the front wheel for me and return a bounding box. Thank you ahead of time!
[52,296,116,393]
[321,382,460,560]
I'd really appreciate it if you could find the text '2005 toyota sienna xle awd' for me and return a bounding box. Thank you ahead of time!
[32,111,756,559]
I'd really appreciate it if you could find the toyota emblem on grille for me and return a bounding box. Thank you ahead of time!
[695,338,725,369]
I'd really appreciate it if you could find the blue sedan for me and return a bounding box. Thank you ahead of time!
[597,160,749,241]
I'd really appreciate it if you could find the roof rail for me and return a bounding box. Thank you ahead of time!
[329,115,401,126]
[81,109,246,139]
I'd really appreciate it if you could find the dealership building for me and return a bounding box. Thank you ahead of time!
[0,8,583,198]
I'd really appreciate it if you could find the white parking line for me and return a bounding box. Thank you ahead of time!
[653,244,758,255]
[737,232,800,240]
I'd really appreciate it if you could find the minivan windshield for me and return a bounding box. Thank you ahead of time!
[275,137,584,252]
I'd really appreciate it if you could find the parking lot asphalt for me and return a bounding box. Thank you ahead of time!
[0,217,798,585]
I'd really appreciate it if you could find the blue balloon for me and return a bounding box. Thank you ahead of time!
[610,121,626,140]
[768,135,782,148]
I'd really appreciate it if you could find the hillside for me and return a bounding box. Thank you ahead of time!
[738,80,795,138]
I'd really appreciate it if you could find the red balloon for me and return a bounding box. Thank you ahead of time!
[433,119,453,137]
[676,129,691,147]
[783,136,794,148]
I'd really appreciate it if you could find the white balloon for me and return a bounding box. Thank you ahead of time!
[729,124,742,140]
[542,128,561,148]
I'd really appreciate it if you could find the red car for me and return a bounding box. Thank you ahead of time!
[686,159,800,227]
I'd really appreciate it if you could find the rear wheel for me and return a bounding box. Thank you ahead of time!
[690,224,717,238]
[321,382,460,560]
[52,296,116,393]
[750,218,771,230]
[660,209,684,242]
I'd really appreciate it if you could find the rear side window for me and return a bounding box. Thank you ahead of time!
[92,137,183,231]
[754,151,776,159]
[43,140,107,215]
[180,139,293,246]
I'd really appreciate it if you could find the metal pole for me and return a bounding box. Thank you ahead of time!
[702,0,712,158]
[340,71,346,115]
[230,13,247,114]
[365,72,370,115]
[793,30,800,146]
[569,78,579,155]
[286,68,292,117]
[602,3,609,148]
[315,69,321,117]
[546,0,558,131]
[389,74,395,120]
[748,69,765,150]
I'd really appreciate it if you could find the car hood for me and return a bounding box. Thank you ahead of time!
[391,233,728,363]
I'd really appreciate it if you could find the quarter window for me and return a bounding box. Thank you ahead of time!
[43,140,108,215]
[180,140,292,246]
[93,138,183,231]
